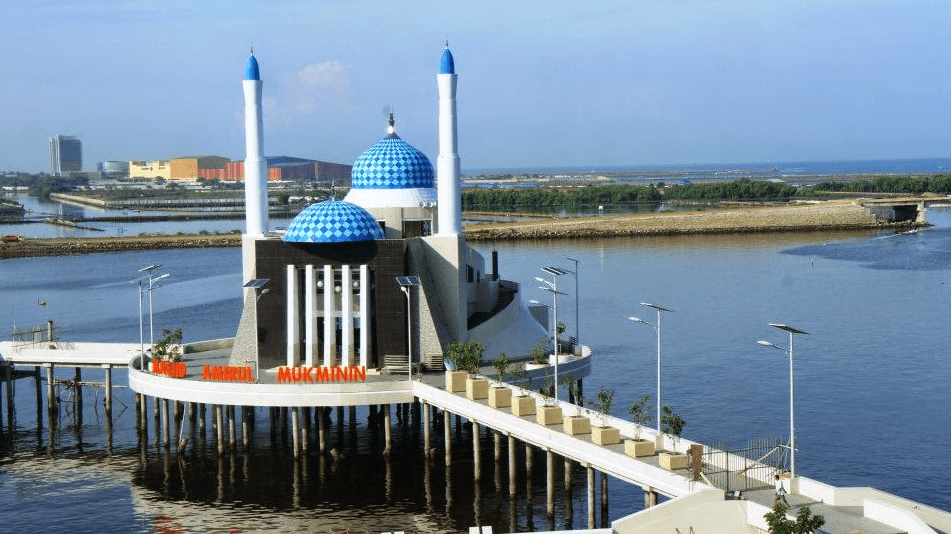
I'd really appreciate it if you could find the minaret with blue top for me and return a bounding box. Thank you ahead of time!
[243,50,268,240]
[436,45,461,236]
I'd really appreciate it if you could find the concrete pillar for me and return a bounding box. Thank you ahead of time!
[444,409,452,466]
[341,265,353,366]
[73,367,82,425]
[301,407,310,455]
[588,466,595,529]
[286,265,300,367]
[318,407,326,455]
[216,404,224,455]
[601,471,609,527]
[45,364,55,413]
[359,264,370,368]
[383,404,392,455]
[242,407,250,449]
[162,398,170,447]
[508,434,517,496]
[4,364,12,425]
[104,365,112,418]
[423,401,431,456]
[525,443,534,496]
[305,265,317,367]
[473,421,481,481]
[291,407,300,458]
[228,405,236,448]
[322,265,336,367]
[546,449,555,517]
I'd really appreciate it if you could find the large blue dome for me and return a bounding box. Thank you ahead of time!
[351,134,435,190]
[283,200,384,243]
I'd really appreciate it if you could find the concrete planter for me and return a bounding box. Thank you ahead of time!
[592,426,620,445]
[466,377,489,400]
[624,439,655,458]
[536,405,562,426]
[445,371,468,392]
[511,395,536,416]
[563,415,591,435]
[489,386,512,408]
[659,452,689,470]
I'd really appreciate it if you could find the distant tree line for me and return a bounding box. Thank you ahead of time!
[663,178,801,201]
[462,184,662,211]
[0,173,89,200]
[813,174,951,195]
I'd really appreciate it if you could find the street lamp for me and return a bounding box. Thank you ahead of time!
[535,266,569,400]
[139,264,168,358]
[564,257,580,347]
[628,302,673,432]
[396,276,421,381]
[757,322,808,479]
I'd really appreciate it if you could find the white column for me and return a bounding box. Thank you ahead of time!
[305,265,316,367]
[242,78,268,237]
[286,265,299,367]
[322,265,336,367]
[359,265,370,368]
[436,69,461,236]
[341,265,354,366]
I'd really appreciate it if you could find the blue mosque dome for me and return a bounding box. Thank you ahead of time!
[350,114,435,190]
[440,47,455,74]
[245,52,260,81]
[283,200,384,243]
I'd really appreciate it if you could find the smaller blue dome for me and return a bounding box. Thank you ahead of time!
[283,200,384,243]
[440,48,455,74]
[245,54,260,81]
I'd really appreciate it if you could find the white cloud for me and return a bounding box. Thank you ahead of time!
[264,60,354,126]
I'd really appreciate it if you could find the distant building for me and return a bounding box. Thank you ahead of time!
[128,160,170,180]
[219,157,351,183]
[98,160,130,179]
[170,155,230,180]
[49,135,82,176]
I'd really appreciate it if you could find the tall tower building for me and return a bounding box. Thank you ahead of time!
[49,135,82,176]
[243,51,268,238]
[436,46,462,236]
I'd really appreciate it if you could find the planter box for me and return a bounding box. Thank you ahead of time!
[536,405,562,426]
[466,377,489,400]
[659,452,689,470]
[624,439,655,458]
[489,386,512,408]
[511,395,536,416]
[445,370,468,392]
[563,415,591,435]
[592,426,620,445]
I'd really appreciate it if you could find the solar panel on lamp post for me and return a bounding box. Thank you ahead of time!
[758,322,808,479]
[536,266,569,401]
[396,276,421,381]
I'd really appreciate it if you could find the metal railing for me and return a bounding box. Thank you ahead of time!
[700,437,786,493]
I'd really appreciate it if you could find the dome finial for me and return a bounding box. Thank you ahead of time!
[387,112,396,137]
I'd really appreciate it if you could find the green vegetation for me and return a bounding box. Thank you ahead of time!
[445,340,484,374]
[462,183,662,211]
[628,394,652,439]
[660,405,686,440]
[814,174,951,195]
[765,503,825,534]
[492,352,511,382]
[663,178,801,201]
[152,327,184,363]
[589,385,615,425]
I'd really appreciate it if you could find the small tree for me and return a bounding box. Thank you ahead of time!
[530,338,549,365]
[492,352,511,384]
[628,394,652,440]
[445,340,484,374]
[152,327,183,363]
[764,503,825,534]
[509,363,530,395]
[539,377,555,405]
[660,405,686,449]
[561,375,582,414]
[589,386,615,427]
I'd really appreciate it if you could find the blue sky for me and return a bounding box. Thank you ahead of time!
[2,0,949,173]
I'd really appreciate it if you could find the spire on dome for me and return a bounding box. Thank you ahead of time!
[245,49,260,81]
[439,44,455,75]
[386,112,398,138]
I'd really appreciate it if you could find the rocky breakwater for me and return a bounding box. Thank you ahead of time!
[0,234,241,260]
[464,199,925,241]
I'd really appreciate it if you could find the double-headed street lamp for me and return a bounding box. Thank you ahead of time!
[137,264,169,371]
[757,322,808,479]
[628,302,673,432]
[564,257,581,347]
[396,276,421,381]
[535,266,569,401]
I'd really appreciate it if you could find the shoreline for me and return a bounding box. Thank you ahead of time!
[0,200,926,259]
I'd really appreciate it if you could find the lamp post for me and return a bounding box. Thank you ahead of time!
[138,264,168,355]
[628,302,673,432]
[535,266,569,401]
[565,257,580,348]
[757,322,808,479]
[396,276,421,381]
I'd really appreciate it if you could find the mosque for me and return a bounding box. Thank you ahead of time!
[227,47,582,378]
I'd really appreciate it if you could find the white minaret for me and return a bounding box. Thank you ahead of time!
[243,50,268,237]
[436,45,462,236]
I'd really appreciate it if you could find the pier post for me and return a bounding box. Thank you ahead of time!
[301,407,310,454]
[291,407,300,458]
[318,407,326,455]
[546,449,555,517]
[444,409,452,466]
[163,398,171,447]
[473,421,481,481]
[4,364,12,425]
[600,471,609,527]
[228,405,236,448]
[494,431,502,463]
[45,364,55,414]
[216,404,224,455]
[422,401,431,456]
[564,456,573,496]
[74,367,82,425]
[349,405,356,428]
[198,403,205,434]
[383,403,392,455]
[34,367,42,428]
[508,434,517,496]
[242,407,250,449]
[587,465,596,528]
[525,443,534,497]
[104,365,112,418]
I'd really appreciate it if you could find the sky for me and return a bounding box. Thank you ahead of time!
[2,0,950,173]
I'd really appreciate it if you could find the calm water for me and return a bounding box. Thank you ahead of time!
[1,208,950,532]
